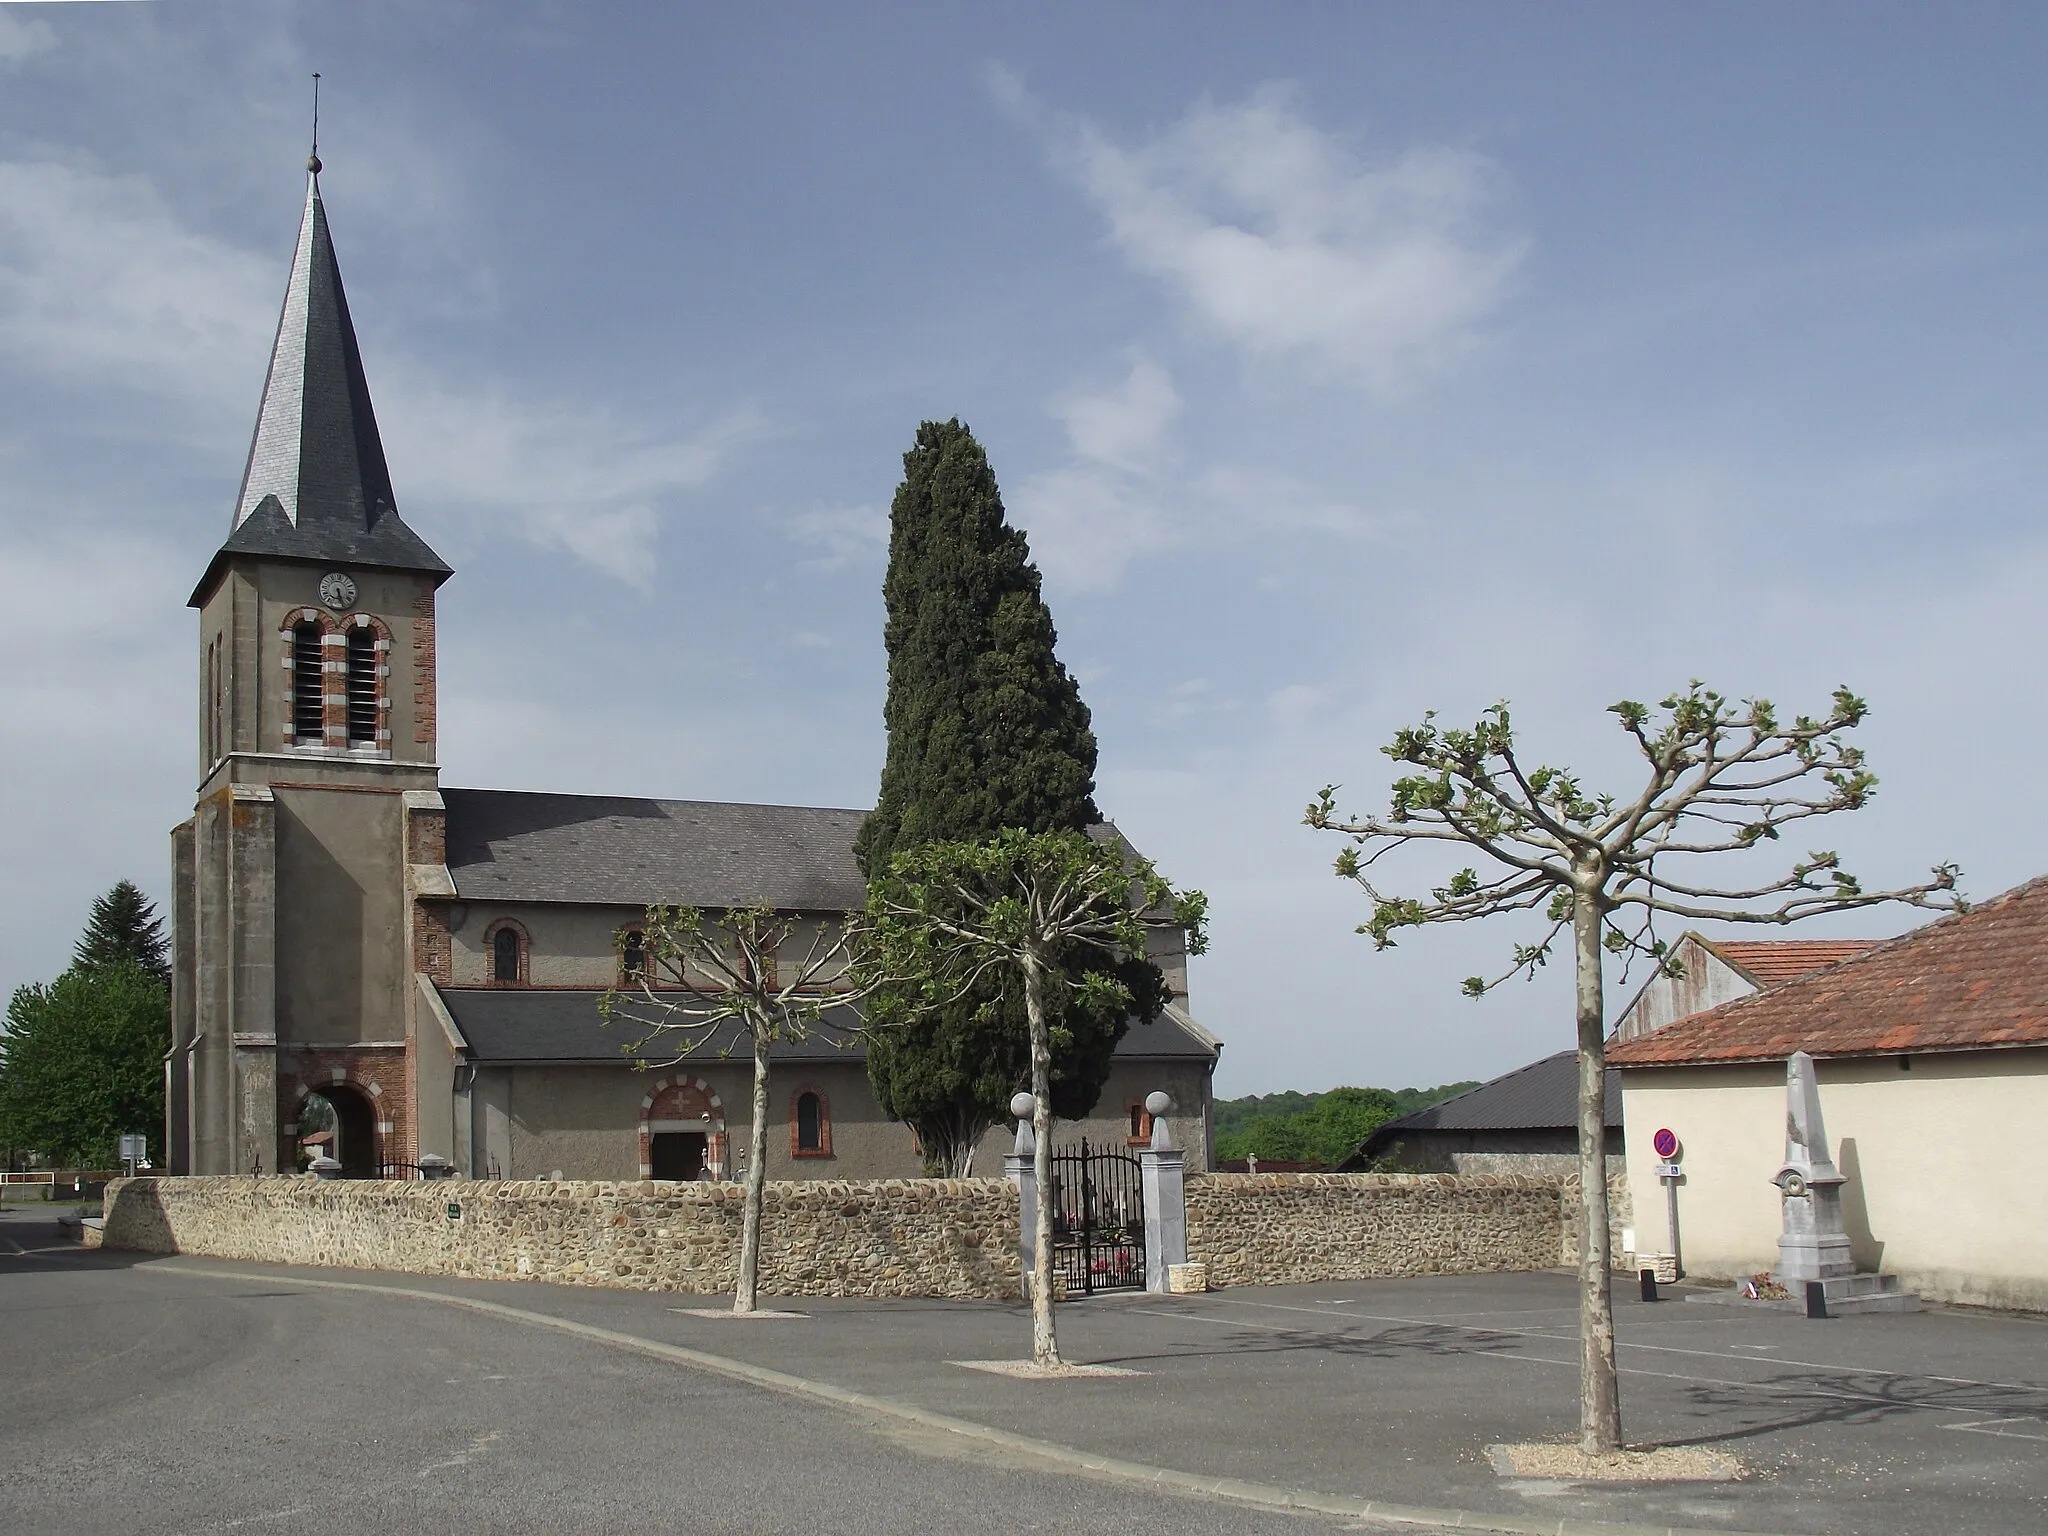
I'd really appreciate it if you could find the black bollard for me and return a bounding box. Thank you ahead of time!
[1805,1280,1830,1319]
[1640,1268,1659,1303]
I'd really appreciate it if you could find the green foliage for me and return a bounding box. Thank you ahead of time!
[1212,1081,1478,1167]
[857,829,1206,1173]
[0,962,168,1166]
[855,419,1101,873]
[72,880,170,985]
[854,420,1163,1172]
[1306,681,1961,989]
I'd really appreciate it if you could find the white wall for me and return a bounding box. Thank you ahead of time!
[1621,1048,2048,1310]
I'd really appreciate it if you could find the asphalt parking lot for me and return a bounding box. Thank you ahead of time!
[6,1207,2045,1535]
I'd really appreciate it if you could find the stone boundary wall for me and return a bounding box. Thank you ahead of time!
[1185,1172,1580,1288]
[102,1170,1626,1298]
[102,1176,1022,1299]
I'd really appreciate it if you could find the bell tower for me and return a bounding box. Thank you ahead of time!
[170,155,455,1177]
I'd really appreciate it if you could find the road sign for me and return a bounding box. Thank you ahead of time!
[1652,1127,1680,1160]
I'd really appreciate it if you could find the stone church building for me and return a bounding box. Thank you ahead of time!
[168,165,1220,1184]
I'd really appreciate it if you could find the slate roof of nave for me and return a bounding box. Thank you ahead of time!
[443,789,871,911]
[437,989,1220,1064]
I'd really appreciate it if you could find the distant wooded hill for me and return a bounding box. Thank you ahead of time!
[1212,1082,1480,1168]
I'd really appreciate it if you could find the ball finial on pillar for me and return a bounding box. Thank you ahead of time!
[1010,1091,1036,1121]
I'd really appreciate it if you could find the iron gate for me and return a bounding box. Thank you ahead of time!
[1049,1139,1145,1294]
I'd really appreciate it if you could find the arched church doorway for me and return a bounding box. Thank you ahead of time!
[648,1132,708,1181]
[297,1087,378,1178]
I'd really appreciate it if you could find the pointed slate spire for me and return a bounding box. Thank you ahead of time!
[192,162,450,604]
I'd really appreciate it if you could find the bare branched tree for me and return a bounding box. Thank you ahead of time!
[600,906,863,1316]
[1305,682,1960,1454]
[855,829,1207,1369]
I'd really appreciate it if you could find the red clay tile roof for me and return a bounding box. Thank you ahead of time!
[1609,877,2048,1067]
[1703,938,1877,986]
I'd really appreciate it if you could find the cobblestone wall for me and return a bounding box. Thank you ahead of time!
[102,1169,1618,1298]
[102,1176,1022,1299]
[1185,1172,1582,1287]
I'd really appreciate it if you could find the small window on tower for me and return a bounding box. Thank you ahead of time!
[492,925,522,984]
[292,623,325,744]
[346,626,379,746]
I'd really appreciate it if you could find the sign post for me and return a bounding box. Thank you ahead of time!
[1652,1128,1684,1279]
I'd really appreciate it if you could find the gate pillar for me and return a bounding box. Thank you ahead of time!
[1139,1092,1187,1294]
[1004,1098,1037,1279]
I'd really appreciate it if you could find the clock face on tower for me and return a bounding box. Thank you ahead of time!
[319,571,357,611]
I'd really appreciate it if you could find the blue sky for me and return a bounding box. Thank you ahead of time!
[3,3,2043,1094]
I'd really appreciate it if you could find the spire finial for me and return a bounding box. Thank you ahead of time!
[307,72,322,175]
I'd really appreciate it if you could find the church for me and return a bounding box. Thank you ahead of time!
[168,161,1221,1184]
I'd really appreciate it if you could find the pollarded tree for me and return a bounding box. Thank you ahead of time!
[856,828,1207,1369]
[73,881,170,986]
[600,907,863,1316]
[1305,683,1960,1455]
[856,419,1158,1173]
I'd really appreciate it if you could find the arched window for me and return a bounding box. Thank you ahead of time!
[492,925,522,984]
[292,622,325,744]
[790,1088,831,1157]
[619,928,647,986]
[346,625,379,746]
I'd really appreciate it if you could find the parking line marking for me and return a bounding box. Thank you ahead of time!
[1198,1295,2048,1396]
[1135,1307,2047,1427]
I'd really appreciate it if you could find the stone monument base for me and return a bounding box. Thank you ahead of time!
[1687,1272,1921,1315]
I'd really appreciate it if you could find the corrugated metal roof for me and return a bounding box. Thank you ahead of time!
[1609,877,2048,1067]
[441,987,1220,1065]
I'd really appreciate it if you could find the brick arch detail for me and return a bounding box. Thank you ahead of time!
[280,609,337,749]
[638,1075,726,1179]
[788,1083,833,1159]
[279,1071,396,1175]
[482,917,530,985]
[340,611,394,753]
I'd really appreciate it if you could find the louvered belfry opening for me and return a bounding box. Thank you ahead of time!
[346,626,379,745]
[292,623,325,742]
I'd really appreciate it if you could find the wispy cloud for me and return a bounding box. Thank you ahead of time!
[1000,75,1524,387]
[0,12,57,68]
[0,153,767,585]
[0,157,275,420]
[783,502,889,569]
[379,382,768,586]
[1049,354,1180,472]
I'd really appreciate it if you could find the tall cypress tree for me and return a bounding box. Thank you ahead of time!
[855,419,1101,865]
[72,881,170,986]
[858,420,1164,1174]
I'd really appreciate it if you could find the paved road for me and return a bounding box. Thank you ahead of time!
[8,1207,2048,1535]
[0,1210,1407,1536]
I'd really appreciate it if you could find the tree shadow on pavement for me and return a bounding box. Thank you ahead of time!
[1642,1366,2048,1449]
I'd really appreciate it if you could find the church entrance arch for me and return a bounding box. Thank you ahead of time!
[297,1086,378,1178]
[639,1075,726,1180]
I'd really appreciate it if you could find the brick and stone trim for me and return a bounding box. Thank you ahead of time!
[412,902,452,985]
[639,1076,724,1178]
[411,587,436,749]
[277,1046,412,1174]
[788,1085,833,1158]
[482,917,530,985]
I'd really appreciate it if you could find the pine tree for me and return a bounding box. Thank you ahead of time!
[857,419,1164,1174]
[72,881,170,985]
